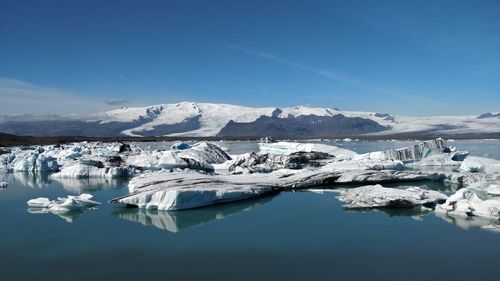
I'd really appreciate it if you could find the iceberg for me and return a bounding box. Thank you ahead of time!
[336,184,448,208]
[0,181,7,188]
[27,193,100,211]
[112,170,276,210]
[435,182,500,220]
[356,138,447,162]
[27,193,101,222]
[51,163,130,178]
[112,155,445,210]
[258,141,358,158]
[228,151,334,174]
[459,156,500,173]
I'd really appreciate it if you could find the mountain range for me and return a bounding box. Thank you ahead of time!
[0,102,499,138]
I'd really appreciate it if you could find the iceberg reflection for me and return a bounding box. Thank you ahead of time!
[1,172,127,193]
[113,196,274,233]
[434,212,500,233]
[27,208,86,223]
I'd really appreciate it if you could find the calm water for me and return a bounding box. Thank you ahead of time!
[1,140,500,281]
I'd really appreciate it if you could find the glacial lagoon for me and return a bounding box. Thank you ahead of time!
[1,140,500,281]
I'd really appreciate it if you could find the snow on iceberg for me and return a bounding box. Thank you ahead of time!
[336,184,448,209]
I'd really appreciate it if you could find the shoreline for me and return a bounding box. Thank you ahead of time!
[1,132,499,147]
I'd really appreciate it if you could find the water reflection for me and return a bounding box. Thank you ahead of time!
[27,207,91,223]
[50,177,127,193]
[1,173,52,189]
[434,212,500,233]
[344,206,433,221]
[0,172,127,193]
[113,196,274,233]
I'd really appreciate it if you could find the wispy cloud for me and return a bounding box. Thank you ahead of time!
[227,45,359,83]
[0,78,122,116]
[104,99,129,106]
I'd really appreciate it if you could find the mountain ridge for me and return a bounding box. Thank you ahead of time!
[0,101,499,137]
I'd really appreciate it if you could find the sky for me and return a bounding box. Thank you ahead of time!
[1,0,499,116]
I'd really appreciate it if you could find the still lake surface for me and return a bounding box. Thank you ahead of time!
[1,140,500,281]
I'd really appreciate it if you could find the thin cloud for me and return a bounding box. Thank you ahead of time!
[104,99,129,106]
[0,78,119,116]
[226,45,359,83]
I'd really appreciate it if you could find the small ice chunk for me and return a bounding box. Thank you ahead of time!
[27,193,100,213]
[27,197,52,208]
[170,142,191,150]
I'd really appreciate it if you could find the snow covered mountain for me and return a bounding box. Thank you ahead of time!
[0,101,499,138]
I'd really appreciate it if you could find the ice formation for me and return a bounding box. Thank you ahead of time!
[336,184,448,208]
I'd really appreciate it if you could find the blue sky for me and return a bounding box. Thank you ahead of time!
[1,0,499,116]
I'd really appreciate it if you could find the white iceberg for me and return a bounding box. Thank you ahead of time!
[27,193,100,213]
[435,182,500,220]
[51,163,129,178]
[459,156,500,173]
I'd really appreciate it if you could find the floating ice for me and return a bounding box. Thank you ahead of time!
[0,181,7,188]
[258,141,357,158]
[356,138,447,162]
[27,194,100,222]
[336,184,448,209]
[51,163,130,178]
[435,182,500,220]
[27,193,100,212]
[459,156,500,173]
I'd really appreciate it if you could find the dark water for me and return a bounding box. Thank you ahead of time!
[1,140,500,281]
